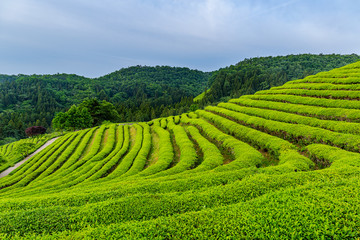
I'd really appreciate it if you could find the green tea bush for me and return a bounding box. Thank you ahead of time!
[137,125,173,177]
[122,123,152,177]
[243,94,360,109]
[187,125,223,172]
[219,102,360,134]
[181,113,264,171]
[107,124,143,179]
[206,106,360,152]
[230,97,360,121]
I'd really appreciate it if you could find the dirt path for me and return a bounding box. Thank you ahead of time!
[0,137,60,178]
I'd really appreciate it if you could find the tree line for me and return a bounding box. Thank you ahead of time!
[1,54,359,144]
[197,54,360,104]
[0,66,208,144]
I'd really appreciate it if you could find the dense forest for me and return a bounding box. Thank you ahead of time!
[196,54,360,103]
[1,54,359,144]
[0,66,208,143]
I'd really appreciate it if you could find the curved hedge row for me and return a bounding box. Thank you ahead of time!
[46,126,109,188]
[174,115,181,124]
[31,127,98,188]
[152,119,161,127]
[0,136,50,173]
[181,113,264,170]
[84,125,124,181]
[206,106,360,152]
[188,112,198,118]
[107,124,143,179]
[166,116,175,129]
[150,124,197,177]
[160,118,167,129]
[137,125,174,177]
[288,77,360,84]
[272,82,360,91]
[90,125,117,162]
[58,125,119,187]
[11,133,80,188]
[122,123,152,177]
[30,129,90,184]
[0,134,72,190]
[90,125,130,181]
[259,149,314,174]
[256,88,360,100]
[230,97,360,121]
[26,131,88,186]
[196,109,313,172]
[186,125,223,172]
[306,144,360,169]
[219,102,360,135]
[197,109,293,157]
[242,94,360,110]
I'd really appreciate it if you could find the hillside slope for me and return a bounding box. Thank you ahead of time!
[2,54,359,144]
[1,62,360,239]
[196,53,360,103]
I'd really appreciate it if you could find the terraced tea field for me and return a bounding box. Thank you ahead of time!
[0,62,360,239]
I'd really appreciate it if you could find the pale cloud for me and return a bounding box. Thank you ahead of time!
[0,0,359,77]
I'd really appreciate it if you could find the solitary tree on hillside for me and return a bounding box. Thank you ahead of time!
[79,98,120,125]
[52,105,93,131]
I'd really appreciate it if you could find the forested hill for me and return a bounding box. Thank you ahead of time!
[0,75,18,83]
[1,54,360,143]
[0,66,209,142]
[196,54,360,103]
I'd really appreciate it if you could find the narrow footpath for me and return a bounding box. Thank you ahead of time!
[0,137,59,178]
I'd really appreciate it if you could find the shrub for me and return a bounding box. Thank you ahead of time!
[25,126,46,137]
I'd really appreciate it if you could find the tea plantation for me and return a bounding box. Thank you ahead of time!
[0,62,360,239]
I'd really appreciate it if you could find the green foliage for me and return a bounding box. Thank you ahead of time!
[186,125,223,172]
[52,98,121,131]
[230,97,360,122]
[0,66,208,142]
[31,127,98,188]
[107,124,143,179]
[206,105,360,152]
[13,142,36,157]
[198,53,360,104]
[258,88,360,100]
[0,154,5,165]
[0,136,51,174]
[0,137,17,146]
[52,105,93,130]
[137,124,173,177]
[0,134,71,190]
[181,113,264,171]
[79,98,120,125]
[219,102,360,135]
[306,144,360,168]
[28,129,91,185]
[122,123,151,177]
[243,93,360,110]
[2,54,358,143]
[86,125,129,181]
[1,60,360,239]
[50,175,360,240]
[150,120,197,177]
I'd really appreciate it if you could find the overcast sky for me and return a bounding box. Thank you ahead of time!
[0,0,359,77]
